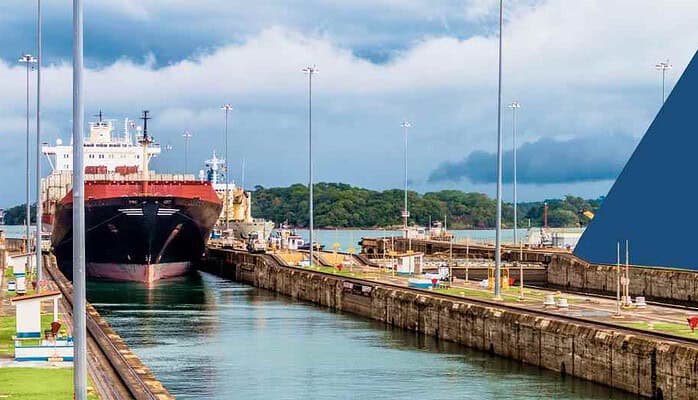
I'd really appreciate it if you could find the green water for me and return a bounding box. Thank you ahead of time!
[88,273,633,399]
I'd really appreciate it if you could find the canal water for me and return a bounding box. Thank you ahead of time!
[88,272,633,400]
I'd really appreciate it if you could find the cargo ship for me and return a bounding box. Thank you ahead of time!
[42,111,222,283]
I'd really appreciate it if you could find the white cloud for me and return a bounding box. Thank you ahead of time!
[0,0,696,206]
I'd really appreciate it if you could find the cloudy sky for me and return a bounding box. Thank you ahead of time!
[0,0,696,207]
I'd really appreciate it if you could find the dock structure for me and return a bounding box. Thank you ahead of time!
[361,236,698,306]
[203,246,698,399]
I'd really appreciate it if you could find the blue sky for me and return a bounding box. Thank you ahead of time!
[0,0,696,207]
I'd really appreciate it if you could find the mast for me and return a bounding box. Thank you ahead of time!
[138,110,153,191]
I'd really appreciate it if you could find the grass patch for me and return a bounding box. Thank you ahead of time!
[0,314,61,356]
[305,265,374,279]
[433,287,524,303]
[621,321,698,339]
[0,368,99,400]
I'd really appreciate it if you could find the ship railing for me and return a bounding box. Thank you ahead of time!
[83,172,199,182]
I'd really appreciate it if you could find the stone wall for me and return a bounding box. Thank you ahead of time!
[547,254,698,305]
[362,237,698,305]
[203,248,698,399]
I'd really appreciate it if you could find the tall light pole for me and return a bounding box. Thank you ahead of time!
[182,130,192,174]
[401,121,411,238]
[18,54,37,268]
[493,0,504,300]
[72,0,88,397]
[508,101,520,246]
[220,104,233,234]
[655,60,672,104]
[36,0,43,288]
[303,65,318,266]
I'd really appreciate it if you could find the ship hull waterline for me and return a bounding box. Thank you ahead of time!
[51,195,222,284]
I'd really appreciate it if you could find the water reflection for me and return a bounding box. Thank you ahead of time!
[88,272,635,400]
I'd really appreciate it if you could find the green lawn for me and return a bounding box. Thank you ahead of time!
[432,285,582,305]
[0,314,59,356]
[0,368,99,399]
[305,265,374,279]
[433,287,524,302]
[621,321,698,339]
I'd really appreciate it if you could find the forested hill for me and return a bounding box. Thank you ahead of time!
[251,183,603,229]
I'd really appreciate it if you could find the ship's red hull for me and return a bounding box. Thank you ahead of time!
[51,180,222,283]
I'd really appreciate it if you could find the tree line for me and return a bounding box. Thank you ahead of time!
[251,182,602,229]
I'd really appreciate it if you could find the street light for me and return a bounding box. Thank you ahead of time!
[18,54,37,273]
[220,104,233,234]
[615,241,621,317]
[72,0,88,396]
[303,65,318,266]
[493,0,504,300]
[401,121,411,239]
[655,60,672,104]
[36,0,44,289]
[508,101,521,246]
[182,130,192,174]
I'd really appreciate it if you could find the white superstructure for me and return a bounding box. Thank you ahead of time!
[42,115,160,173]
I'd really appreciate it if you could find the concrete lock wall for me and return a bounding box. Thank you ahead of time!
[547,254,698,305]
[203,249,698,399]
[361,238,698,305]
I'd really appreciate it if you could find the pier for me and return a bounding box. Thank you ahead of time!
[201,245,698,399]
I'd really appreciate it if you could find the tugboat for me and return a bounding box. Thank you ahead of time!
[43,111,222,283]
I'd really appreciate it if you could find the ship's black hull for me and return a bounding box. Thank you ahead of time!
[52,196,222,283]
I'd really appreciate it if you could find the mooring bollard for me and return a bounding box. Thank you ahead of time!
[543,294,555,308]
[635,296,647,308]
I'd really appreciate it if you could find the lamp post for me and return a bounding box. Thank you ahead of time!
[35,0,43,289]
[508,101,520,246]
[493,0,504,300]
[615,241,621,317]
[655,60,672,104]
[182,130,192,174]
[220,104,233,234]
[72,0,88,396]
[401,121,411,239]
[303,65,318,266]
[623,240,630,307]
[18,54,37,272]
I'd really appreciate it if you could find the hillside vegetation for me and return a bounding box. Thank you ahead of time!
[251,183,602,229]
